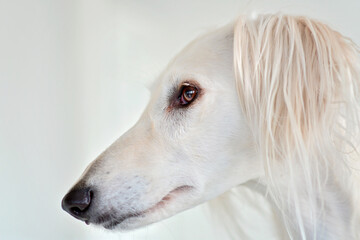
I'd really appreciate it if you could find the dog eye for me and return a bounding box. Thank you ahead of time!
[179,85,198,106]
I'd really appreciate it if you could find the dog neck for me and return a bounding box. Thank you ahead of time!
[258,174,354,240]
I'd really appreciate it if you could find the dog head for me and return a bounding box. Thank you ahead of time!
[61,22,262,230]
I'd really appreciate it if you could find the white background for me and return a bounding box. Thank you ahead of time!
[1,0,359,239]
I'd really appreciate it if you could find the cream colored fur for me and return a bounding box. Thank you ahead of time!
[233,15,360,240]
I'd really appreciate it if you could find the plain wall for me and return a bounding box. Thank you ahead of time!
[1,0,359,239]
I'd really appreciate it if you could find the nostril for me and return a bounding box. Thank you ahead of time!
[70,207,86,216]
[62,187,93,221]
[70,207,83,215]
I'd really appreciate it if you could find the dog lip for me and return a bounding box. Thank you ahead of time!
[142,185,194,216]
[94,185,194,229]
[146,185,194,211]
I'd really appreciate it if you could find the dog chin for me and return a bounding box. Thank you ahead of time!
[103,209,174,231]
[95,185,198,231]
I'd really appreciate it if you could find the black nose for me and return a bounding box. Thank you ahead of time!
[62,187,92,221]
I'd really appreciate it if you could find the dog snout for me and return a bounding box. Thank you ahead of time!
[62,187,93,221]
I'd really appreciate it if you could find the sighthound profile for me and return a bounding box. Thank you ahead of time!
[62,14,360,240]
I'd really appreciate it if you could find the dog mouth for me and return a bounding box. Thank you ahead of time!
[91,185,194,230]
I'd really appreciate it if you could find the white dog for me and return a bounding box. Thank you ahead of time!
[62,14,360,240]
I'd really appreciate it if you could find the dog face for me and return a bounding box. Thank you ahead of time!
[62,23,262,230]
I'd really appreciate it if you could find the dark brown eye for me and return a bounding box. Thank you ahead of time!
[179,85,198,106]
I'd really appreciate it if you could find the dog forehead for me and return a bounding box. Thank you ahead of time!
[151,24,235,93]
[169,24,234,73]
[148,23,235,100]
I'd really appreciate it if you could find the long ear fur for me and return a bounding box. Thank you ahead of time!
[234,15,360,239]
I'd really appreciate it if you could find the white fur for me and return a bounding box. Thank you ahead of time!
[67,14,360,240]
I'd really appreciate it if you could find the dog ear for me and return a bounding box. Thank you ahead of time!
[233,14,360,238]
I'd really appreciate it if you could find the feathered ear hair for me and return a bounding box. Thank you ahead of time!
[234,15,360,239]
